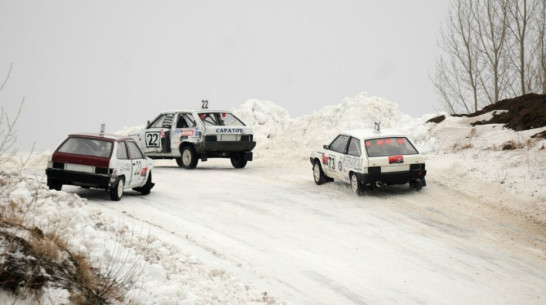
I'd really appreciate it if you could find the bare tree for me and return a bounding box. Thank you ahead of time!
[434,0,545,114]
[505,0,542,95]
[433,0,482,113]
[474,0,510,105]
[534,0,546,93]
[0,63,29,166]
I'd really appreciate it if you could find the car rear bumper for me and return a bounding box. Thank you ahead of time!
[46,168,113,188]
[356,165,427,185]
[194,140,256,160]
[198,140,256,152]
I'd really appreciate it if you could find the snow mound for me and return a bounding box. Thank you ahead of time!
[240,92,435,159]
[234,99,291,145]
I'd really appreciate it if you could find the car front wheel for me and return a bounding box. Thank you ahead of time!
[110,177,125,201]
[313,161,327,185]
[134,172,154,195]
[350,173,363,196]
[180,146,198,169]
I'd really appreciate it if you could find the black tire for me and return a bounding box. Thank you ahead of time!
[47,178,62,191]
[110,177,125,201]
[231,155,248,169]
[313,161,327,185]
[410,179,423,191]
[350,172,363,196]
[175,157,183,168]
[137,172,154,195]
[180,146,198,169]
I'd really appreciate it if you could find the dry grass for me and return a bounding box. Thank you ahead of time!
[0,174,141,305]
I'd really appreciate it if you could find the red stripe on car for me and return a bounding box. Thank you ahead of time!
[52,152,110,168]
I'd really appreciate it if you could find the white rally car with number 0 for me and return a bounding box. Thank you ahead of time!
[310,129,427,195]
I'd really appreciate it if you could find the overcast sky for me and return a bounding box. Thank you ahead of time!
[1,0,450,151]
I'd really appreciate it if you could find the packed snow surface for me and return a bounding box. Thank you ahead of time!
[2,93,546,304]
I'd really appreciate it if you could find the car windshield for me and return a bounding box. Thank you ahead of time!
[197,112,245,126]
[365,137,418,157]
[57,137,113,158]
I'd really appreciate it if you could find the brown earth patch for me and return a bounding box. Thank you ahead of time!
[427,94,546,138]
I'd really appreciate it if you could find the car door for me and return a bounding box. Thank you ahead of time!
[172,112,198,152]
[115,141,133,187]
[126,140,148,187]
[339,137,363,182]
[323,135,350,180]
[143,113,175,155]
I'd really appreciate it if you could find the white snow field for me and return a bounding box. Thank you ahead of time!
[2,93,546,304]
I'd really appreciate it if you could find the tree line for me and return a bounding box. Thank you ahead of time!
[434,0,545,113]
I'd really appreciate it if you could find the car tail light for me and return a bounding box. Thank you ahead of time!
[241,135,253,142]
[95,167,109,175]
[410,163,426,171]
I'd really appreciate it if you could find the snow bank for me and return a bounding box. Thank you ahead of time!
[0,172,277,305]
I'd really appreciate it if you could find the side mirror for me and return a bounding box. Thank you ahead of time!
[146,120,151,129]
[323,144,329,150]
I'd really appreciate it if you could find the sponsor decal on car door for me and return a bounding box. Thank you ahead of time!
[126,141,147,187]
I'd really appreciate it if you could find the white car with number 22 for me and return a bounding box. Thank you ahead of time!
[130,104,256,169]
[310,129,427,195]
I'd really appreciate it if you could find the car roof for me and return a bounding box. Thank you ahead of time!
[341,129,410,140]
[68,133,133,142]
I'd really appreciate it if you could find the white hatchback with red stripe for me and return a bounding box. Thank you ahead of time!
[310,129,427,195]
[46,133,154,201]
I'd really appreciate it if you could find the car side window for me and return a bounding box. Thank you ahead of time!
[330,135,349,154]
[116,141,129,159]
[126,141,145,159]
[179,113,196,128]
[176,115,189,128]
[150,113,175,128]
[347,137,361,157]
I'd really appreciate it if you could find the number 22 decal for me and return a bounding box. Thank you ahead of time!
[145,132,160,148]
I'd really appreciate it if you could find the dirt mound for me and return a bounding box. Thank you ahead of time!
[470,93,546,132]
[428,93,546,138]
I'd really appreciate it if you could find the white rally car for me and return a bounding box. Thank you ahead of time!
[130,108,256,169]
[310,129,427,195]
[46,133,155,201]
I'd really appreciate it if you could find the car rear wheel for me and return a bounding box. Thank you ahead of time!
[409,179,423,191]
[350,173,363,196]
[47,178,62,191]
[313,161,328,185]
[110,177,124,201]
[180,146,198,169]
[231,155,248,168]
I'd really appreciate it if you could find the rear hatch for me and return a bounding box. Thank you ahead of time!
[198,112,255,144]
[50,137,113,175]
[364,137,424,172]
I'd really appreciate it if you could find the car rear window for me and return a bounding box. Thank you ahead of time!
[365,137,418,157]
[57,137,113,158]
[198,112,245,126]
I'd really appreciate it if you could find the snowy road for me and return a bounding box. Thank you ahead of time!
[70,158,546,305]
